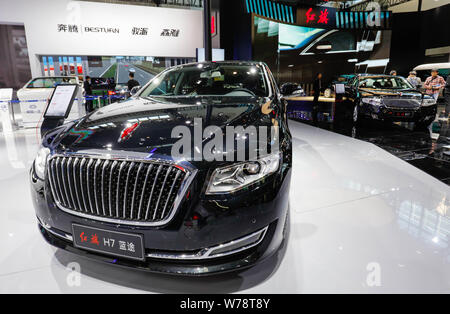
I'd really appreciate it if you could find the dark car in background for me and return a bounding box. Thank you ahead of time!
[30,61,292,275]
[280,82,306,97]
[323,74,356,98]
[347,74,438,128]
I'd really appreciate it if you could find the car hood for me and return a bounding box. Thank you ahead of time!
[55,96,277,161]
[360,89,424,108]
[359,88,423,98]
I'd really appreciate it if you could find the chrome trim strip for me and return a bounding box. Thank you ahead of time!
[39,222,73,242]
[130,163,144,220]
[60,158,72,209]
[144,164,163,220]
[48,159,60,204]
[101,160,110,216]
[108,160,118,217]
[153,166,172,220]
[137,164,153,220]
[86,158,95,214]
[116,161,127,218]
[72,158,82,211]
[146,227,268,260]
[161,170,182,220]
[55,158,66,206]
[123,162,136,218]
[93,159,102,215]
[66,157,77,210]
[52,158,63,203]
[49,154,197,227]
[79,158,89,213]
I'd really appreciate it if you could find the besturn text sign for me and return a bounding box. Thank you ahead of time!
[0,0,203,60]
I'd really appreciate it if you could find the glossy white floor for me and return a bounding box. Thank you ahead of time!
[0,120,449,294]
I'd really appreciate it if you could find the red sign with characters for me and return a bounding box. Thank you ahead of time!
[297,6,336,28]
[304,7,329,25]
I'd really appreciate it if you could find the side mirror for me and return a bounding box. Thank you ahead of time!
[130,86,141,96]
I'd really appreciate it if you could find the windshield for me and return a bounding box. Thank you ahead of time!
[27,77,77,88]
[359,76,413,90]
[139,64,269,98]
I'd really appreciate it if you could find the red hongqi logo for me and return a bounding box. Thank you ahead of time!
[118,122,140,143]
[305,8,329,25]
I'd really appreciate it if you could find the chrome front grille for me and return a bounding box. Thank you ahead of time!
[383,98,421,109]
[47,156,189,226]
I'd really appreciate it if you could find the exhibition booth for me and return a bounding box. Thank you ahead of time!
[0,0,204,128]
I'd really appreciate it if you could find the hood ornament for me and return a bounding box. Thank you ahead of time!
[118,122,140,143]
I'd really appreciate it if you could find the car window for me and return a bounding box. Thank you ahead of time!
[27,77,77,88]
[53,77,78,85]
[359,77,412,89]
[27,78,46,88]
[305,31,356,54]
[140,64,268,98]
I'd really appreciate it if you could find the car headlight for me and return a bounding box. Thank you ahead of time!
[361,97,383,106]
[34,147,50,180]
[206,153,281,194]
[422,97,436,106]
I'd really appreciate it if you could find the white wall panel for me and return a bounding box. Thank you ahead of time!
[0,0,204,76]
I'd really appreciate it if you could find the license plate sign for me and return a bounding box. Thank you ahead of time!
[72,224,144,261]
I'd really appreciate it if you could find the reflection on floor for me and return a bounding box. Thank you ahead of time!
[292,114,450,185]
[0,122,449,293]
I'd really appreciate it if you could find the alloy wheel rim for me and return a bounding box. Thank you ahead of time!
[353,105,358,122]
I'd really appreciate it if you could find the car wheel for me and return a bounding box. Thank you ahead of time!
[353,104,359,124]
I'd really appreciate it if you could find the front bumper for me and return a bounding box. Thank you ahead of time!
[365,104,437,122]
[31,163,291,275]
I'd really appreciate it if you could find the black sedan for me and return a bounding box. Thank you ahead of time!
[30,61,292,275]
[346,74,437,128]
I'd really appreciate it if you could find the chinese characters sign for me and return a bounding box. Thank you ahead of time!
[58,24,79,33]
[72,224,144,261]
[132,27,149,36]
[305,8,330,24]
[297,7,336,28]
[161,29,181,37]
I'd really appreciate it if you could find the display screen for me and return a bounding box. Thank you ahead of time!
[335,84,345,94]
[45,84,77,118]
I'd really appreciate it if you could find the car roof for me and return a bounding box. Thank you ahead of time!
[180,61,265,67]
[31,76,77,79]
[414,62,450,71]
[357,74,400,79]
